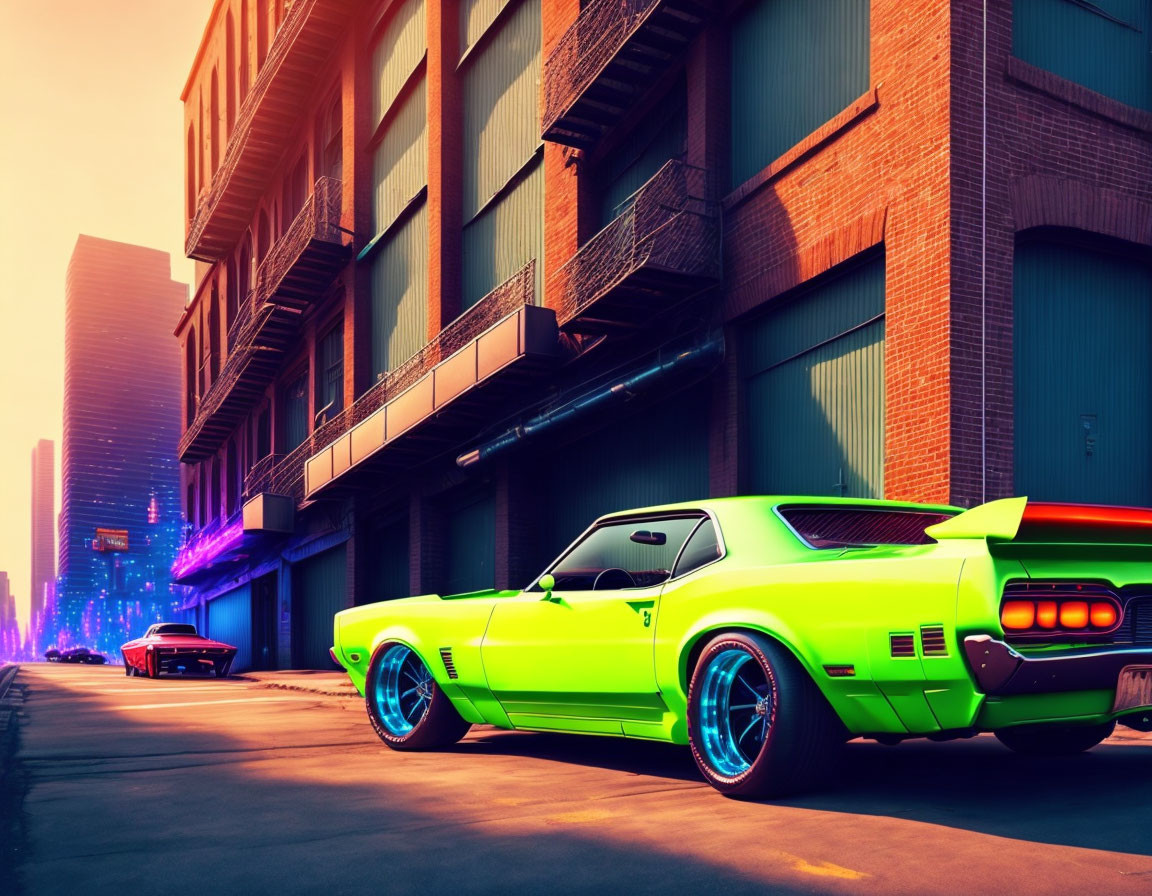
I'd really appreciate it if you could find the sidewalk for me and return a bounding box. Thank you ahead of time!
[235,668,360,698]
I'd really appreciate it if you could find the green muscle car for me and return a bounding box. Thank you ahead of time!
[331,496,1152,797]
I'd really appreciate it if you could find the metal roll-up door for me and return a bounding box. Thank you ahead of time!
[292,546,348,669]
[363,515,410,605]
[1014,239,1152,505]
[742,254,885,499]
[205,584,252,673]
[541,384,711,563]
[445,490,496,596]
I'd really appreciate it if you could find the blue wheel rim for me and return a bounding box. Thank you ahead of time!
[697,648,772,777]
[372,644,433,736]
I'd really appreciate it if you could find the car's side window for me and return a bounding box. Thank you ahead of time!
[672,518,722,578]
[545,516,703,591]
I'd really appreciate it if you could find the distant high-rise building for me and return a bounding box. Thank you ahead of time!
[0,571,17,660]
[57,236,188,653]
[30,438,55,643]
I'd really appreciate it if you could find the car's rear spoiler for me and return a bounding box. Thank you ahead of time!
[925,498,1152,544]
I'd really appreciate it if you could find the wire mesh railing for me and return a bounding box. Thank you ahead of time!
[180,178,344,459]
[543,0,665,138]
[550,161,720,325]
[245,261,538,503]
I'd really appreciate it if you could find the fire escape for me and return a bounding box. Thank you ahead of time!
[542,0,712,149]
[179,177,350,464]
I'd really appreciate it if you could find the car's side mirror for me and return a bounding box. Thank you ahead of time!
[538,573,555,600]
[630,530,667,545]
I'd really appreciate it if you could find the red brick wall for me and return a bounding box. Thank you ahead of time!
[950,0,1152,506]
[718,0,954,504]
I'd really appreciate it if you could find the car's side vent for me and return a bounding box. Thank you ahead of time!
[920,625,948,656]
[439,647,458,679]
[890,633,917,658]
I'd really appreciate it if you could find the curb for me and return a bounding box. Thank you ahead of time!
[231,672,359,699]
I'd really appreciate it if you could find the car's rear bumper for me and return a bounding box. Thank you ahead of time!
[964,634,1152,700]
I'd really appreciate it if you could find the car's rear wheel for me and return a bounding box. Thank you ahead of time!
[365,642,470,750]
[687,632,841,798]
[994,720,1115,755]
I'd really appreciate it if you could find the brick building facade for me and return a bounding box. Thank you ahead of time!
[175,0,1152,669]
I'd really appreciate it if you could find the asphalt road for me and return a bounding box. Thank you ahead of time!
[3,663,1152,895]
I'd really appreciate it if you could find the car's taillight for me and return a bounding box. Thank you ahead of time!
[1000,582,1121,637]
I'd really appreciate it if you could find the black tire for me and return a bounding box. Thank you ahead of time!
[687,632,842,798]
[365,642,471,751]
[995,720,1115,755]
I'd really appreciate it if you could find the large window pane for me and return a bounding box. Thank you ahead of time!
[730,0,869,188]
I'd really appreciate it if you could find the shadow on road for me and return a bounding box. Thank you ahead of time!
[11,669,815,896]
[785,735,1152,856]
[11,666,1152,896]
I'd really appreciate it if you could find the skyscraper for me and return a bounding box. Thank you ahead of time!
[57,236,188,652]
[30,438,55,648]
[0,571,17,660]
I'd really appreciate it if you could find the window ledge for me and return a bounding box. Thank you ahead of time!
[723,86,881,213]
[1006,56,1152,136]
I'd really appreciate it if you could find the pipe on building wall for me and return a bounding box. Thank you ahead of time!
[457,333,725,469]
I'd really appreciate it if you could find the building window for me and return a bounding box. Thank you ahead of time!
[187,483,196,528]
[371,205,428,379]
[225,259,239,347]
[367,0,429,381]
[186,125,197,218]
[210,68,221,174]
[283,154,308,231]
[598,77,686,227]
[185,328,197,426]
[240,0,250,103]
[257,0,269,68]
[280,367,309,453]
[730,0,870,189]
[317,322,344,424]
[198,466,208,527]
[210,457,222,523]
[208,287,221,381]
[255,402,271,460]
[460,0,543,309]
[226,12,236,135]
[1013,0,1151,111]
[322,93,342,182]
[226,437,239,515]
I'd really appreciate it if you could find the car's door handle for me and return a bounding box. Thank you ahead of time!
[625,599,655,613]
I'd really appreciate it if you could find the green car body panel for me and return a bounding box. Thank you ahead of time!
[332,495,1152,743]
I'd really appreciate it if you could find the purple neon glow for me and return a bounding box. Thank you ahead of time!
[171,518,245,579]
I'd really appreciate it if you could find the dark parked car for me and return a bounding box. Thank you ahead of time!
[45,647,107,664]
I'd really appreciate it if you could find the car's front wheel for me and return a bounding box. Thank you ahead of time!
[365,642,471,750]
[995,720,1115,755]
[687,632,842,798]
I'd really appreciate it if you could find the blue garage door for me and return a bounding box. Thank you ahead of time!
[743,254,886,499]
[206,584,252,673]
[445,489,496,596]
[1014,239,1152,504]
[292,546,348,669]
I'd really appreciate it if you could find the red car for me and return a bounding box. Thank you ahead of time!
[121,623,237,679]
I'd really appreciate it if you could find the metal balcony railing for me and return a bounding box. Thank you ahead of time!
[251,263,540,505]
[186,0,358,260]
[542,0,711,149]
[179,177,348,462]
[551,161,720,328]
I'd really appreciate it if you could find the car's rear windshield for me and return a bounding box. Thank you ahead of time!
[155,623,197,635]
[778,506,957,549]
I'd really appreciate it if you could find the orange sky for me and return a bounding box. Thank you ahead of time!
[0,1,215,638]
